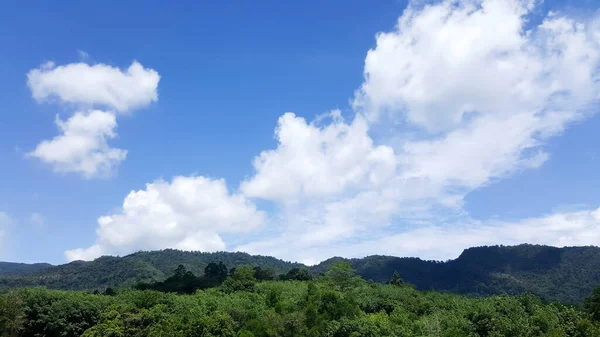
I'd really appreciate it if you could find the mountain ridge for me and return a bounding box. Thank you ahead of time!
[2,244,600,303]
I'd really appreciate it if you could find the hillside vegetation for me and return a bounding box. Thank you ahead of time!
[2,262,600,337]
[1,245,600,304]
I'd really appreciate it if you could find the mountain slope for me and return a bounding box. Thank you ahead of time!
[0,262,53,277]
[0,250,303,291]
[1,244,600,303]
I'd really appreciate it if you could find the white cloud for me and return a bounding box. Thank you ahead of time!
[353,0,599,131]
[27,110,127,178]
[29,213,45,227]
[65,176,265,261]
[236,0,600,262]
[300,207,600,263]
[27,61,160,113]
[26,60,160,178]
[241,111,396,203]
[66,0,600,262]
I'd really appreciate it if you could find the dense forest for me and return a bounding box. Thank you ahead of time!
[2,261,600,337]
[2,245,600,304]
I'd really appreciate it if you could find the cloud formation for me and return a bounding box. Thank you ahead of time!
[28,111,126,178]
[27,61,160,113]
[66,0,600,263]
[237,0,600,263]
[65,176,265,261]
[27,60,160,178]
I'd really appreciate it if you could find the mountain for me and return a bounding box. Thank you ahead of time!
[0,262,53,277]
[0,250,304,291]
[314,244,600,304]
[1,244,600,304]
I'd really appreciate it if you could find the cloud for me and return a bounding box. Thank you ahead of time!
[353,0,599,130]
[26,60,159,178]
[27,61,160,113]
[65,176,265,261]
[237,0,600,262]
[67,0,600,262]
[252,207,600,263]
[27,110,127,178]
[29,213,45,227]
[241,111,396,203]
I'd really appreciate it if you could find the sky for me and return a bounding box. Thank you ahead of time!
[1,0,600,265]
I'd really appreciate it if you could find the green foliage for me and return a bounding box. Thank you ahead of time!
[2,277,600,337]
[4,244,600,304]
[221,266,257,293]
[586,285,600,322]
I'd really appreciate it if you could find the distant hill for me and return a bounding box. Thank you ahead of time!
[0,250,304,291]
[2,244,600,304]
[0,262,53,277]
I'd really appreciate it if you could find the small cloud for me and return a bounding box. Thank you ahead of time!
[30,212,45,227]
[77,50,89,61]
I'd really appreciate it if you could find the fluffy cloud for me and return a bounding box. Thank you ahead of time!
[65,0,600,262]
[241,111,396,203]
[237,0,600,262]
[27,61,160,113]
[65,176,265,261]
[27,110,126,178]
[27,60,160,178]
[354,0,599,130]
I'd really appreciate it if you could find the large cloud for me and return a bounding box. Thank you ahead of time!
[65,176,265,261]
[236,0,600,262]
[241,111,396,203]
[28,110,126,178]
[65,0,600,262]
[27,61,160,113]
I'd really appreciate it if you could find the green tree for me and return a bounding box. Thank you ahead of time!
[221,265,256,293]
[326,262,357,290]
[388,271,404,286]
[586,285,600,321]
[0,293,24,337]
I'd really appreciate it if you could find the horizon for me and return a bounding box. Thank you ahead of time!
[1,0,600,265]
[2,242,596,266]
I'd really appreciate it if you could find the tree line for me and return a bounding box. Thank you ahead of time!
[2,261,600,336]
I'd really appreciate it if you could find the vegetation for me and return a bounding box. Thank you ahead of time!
[2,261,600,337]
[2,245,600,304]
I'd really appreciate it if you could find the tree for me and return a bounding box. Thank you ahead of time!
[204,262,228,282]
[221,265,256,293]
[281,268,313,281]
[388,271,404,286]
[585,285,600,321]
[0,293,24,337]
[326,262,356,290]
[104,287,116,296]
[254,267,275,281]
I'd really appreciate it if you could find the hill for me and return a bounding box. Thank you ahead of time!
[0,250,303,291]
[0,262,53,277]
[2,244,600,303]
[314,245,600,304]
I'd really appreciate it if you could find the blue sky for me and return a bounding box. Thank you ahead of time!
[1,0,600,265]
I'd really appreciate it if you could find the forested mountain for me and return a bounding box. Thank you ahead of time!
[4,262,600,337]
[0,262,53,277]
[2,244,600,303]
[0,250,304,291]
